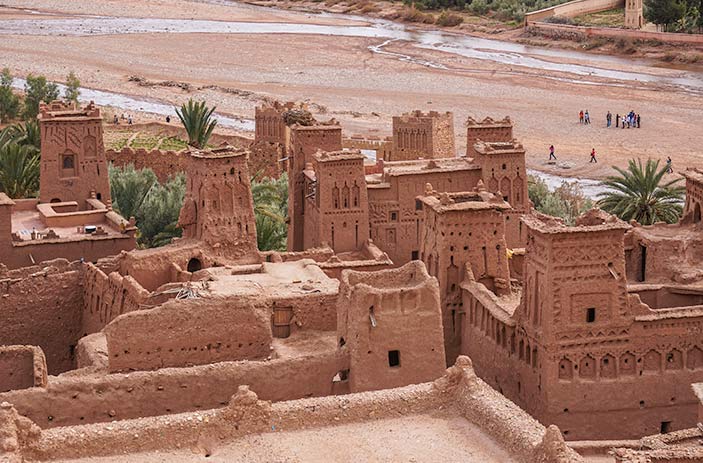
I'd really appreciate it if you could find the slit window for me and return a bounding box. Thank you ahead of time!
[388,350,400,368]
[586,307,596,323]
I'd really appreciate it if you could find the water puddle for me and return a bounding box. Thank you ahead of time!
[527,168,608,198]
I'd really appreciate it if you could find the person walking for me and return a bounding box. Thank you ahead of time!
[166,115,171,123]
[606,111,612,128]
[621,115,626,129]
[549,145,557,160]
[128,115,133,125]
[615,113,619,128]
[637,114,641,128]
[579,110,584,124]
[584,110,591,125]
[666,156,673,173]
[113,114,119,125]
[589,148,597,163]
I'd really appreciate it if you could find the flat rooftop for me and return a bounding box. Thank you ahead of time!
[11,209,124,242]
[205,260,339,298]
[49,413,516,463]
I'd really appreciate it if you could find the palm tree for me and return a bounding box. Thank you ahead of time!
[597,159,685,225]
[175,99,217,148]
[0,141,40,198]
[251,172,288,251]
[10,120,41,150]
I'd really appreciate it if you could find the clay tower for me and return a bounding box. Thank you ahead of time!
[287,123,342,251]
[178,146,258,258]
[38,101,111,207]
[303,149,370,252]
[625,0,643,29]
[390,110,455,161]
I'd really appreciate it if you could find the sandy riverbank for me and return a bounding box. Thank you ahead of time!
[0,0,701,180]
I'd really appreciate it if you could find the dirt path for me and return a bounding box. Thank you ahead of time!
[1,0,701,180]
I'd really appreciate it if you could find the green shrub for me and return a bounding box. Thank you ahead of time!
[436,10,464,25]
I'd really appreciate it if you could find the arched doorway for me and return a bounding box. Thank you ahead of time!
[187,257,202,273]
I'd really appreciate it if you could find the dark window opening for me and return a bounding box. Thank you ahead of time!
[388,350,400,368]
[187,258,203,273]
[339,337,346,348]
[586,307,596,323]
[660,421,671,434]
[390,211,398,221]
[96,193,102,201]
[62,155,75,169]
[411,250,419,260]
[415,199,423,210]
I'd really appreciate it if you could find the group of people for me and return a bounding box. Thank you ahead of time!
[606,110,640,129]
[112,113,133,125]
[579,110,642,129]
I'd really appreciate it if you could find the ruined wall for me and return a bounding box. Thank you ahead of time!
[178,147,258,258]
[0,346,47,393]
[338,261,446,392]
[38,101,111,207]
[0,352,342,429]
[105,147,187,183]
[104,297,273,372]
[0,261,83,374]
[82,263,151,334]
[391,110,455,161]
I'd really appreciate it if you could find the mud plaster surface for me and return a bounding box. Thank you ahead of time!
[47,413,517,463]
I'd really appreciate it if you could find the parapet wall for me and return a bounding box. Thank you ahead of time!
[104,297,273,372]
[106,147,186,183]
[0,352,342,429]
[7,356,582,463]
[82,263,151,335]
[0,346,47,393]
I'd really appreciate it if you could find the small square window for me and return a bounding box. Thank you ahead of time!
[390,211,399,222]
[411,250,419,260]
[586,308,596,323]
[388,350,400,368]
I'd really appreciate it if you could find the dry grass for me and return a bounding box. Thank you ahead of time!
[400,6,436,24]
[436,11,464,27]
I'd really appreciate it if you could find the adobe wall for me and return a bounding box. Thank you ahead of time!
[105,147,187,183]
[288,124,343,251]
[0,352,343,429]
[338,261,447,392]
[10,357,582,463]
[682,169,703,224]
[525,0,624,23]
[390,110,455,161]
[526,22,703,45]
[38,101,111,207]
[5,233,136,271]
[104,296,273,372]
[0,346,47,393]
[0,261,84,374]
[82,263,150,334]
[367,162,483,266]
[465,117,514,155]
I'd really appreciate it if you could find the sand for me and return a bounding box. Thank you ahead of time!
[49,413,518,463]
[0,0,701,181]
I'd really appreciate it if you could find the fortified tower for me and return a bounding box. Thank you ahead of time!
[178,146,257,257]
[337,261,446,392]
[625,0,644,29]
[38,101,111,207]
[418,186,512,362]
[472,140,529,247]
[287,123,342,251]
[254,101,295,145]
[390,110,455,161]
[465,116,514,156]
[682,168,703,224]
[303,150,370,253]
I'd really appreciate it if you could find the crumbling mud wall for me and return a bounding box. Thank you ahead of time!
[0,261,83,374]
[0,346,47,393]
[82,263,150,334]
[105,147,187,183]
[0,352,342,429]
[9,357,582,463]
[105,297,273,372]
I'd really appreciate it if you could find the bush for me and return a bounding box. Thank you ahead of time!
[22,74,59,121]
[401,5,436,23]
[436,10,464,25]
[528,175,593,225]
[543,15,574,24]
[0,69,20,124]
